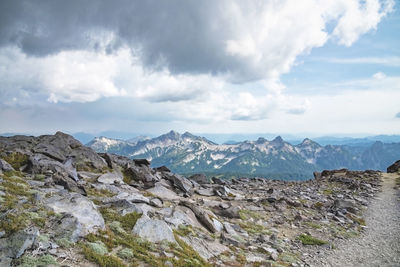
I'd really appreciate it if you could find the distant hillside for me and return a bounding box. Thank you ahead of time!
[87,131,400,180]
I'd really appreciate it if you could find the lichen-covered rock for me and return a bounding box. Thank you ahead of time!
[132,216,175,243]
[45,193,105,241]
[97,172,124,184]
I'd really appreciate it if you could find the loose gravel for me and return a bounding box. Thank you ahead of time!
[308,172,400,267]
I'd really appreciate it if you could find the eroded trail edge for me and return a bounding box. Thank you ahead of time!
[309,172,400,267]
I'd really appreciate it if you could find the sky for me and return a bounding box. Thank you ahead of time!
[0,0,399,137]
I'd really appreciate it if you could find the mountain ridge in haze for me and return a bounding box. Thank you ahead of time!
[87,131,400,180]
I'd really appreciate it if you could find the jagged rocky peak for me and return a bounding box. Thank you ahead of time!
[299,138,321,147]
[256,137,268,144]
[160,130,181,140]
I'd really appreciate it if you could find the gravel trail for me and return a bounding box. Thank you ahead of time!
[309,172,400,267]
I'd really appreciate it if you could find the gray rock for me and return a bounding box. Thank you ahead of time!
[387,160,400,173]
[188,174,209,184]
[147,183,180,201]
[0,227,39,260]
[195,188,215,196]
[97,172,124,185]
[180,200,217,233]
[45,193,105,240]
[107,191,150,205]
[181,235,228,260]
[165,173,193,195]
[132,216,175,243]
[149,198,163,208]
[0,158,14,172]
[214,206,241,219]
[164,206,203,229]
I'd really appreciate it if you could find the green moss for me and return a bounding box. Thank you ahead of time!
[17,254,57,267]
[305,222,322,229]
[174,225,194,237]
[33,174,46,181]
[82,244,126,267]
[239,222,270,235]
[0,212,30,235]
[99,207,141,232]
[171,233,211,267]
[117,248,134,259]
[2,152,29,170]
[322,189,333,195]
[86,187,116,198]
[87,241,108,255]
[297,234,328,246]
[55,237,74,248]
[109,221,126,235]
[238,209,264,220]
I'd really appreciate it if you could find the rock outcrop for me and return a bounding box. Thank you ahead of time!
[0,132,384,267]
[387,160,400,173]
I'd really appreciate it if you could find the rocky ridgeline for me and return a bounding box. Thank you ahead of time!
[0,132,383,267]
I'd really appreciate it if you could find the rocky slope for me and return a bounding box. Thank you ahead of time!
[0,132,386,266]
[87,131,400,179]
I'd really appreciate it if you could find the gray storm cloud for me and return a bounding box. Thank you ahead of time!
[0,0,394,83]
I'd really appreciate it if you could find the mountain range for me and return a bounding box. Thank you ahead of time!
[87,131,400,180]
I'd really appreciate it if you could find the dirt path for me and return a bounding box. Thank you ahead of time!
[308,172,400,267]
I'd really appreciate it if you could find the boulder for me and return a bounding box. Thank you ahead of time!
[45,193,105,240]
[132,216,175,243]
[181,235,228,260]
[180,200,217,233]
[214,206,241,219]
[97,172,124,185]
[165,173,193,195]
[195,188,215,197]
[133,159,151,166]
[0,158,14,172]
[0,227,39,260]
[387,160,400,173]
[164,206,204,229]
[147,183,180,201]
[188,174,209,184]
[211,177,226,185]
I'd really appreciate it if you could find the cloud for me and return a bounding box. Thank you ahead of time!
[396,112,400,118]
[373,72,386,80]
[0,0,395,128]
[0,0,394,83]
[323,56,400,66]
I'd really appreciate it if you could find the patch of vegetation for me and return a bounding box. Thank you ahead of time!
[55,237,74,248]
[33,174,46,181]
[174,225,194,237]
[16,254,57,267]
[297,234,328,246]
[87,241,108,255]
[313,201,324,210]
[347,214,366,226]
[99,207,142,232]
[238,209,264,220]
[322,189,333,195]
[239,222,271,235]
[171,233,211,267]
[117,248,134,259]
[86,187,116,198]
[2,152,29,170]
[278,252,299,265]
[305,222,322,229]
[82,243,125,267]
[142,191,156,197]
